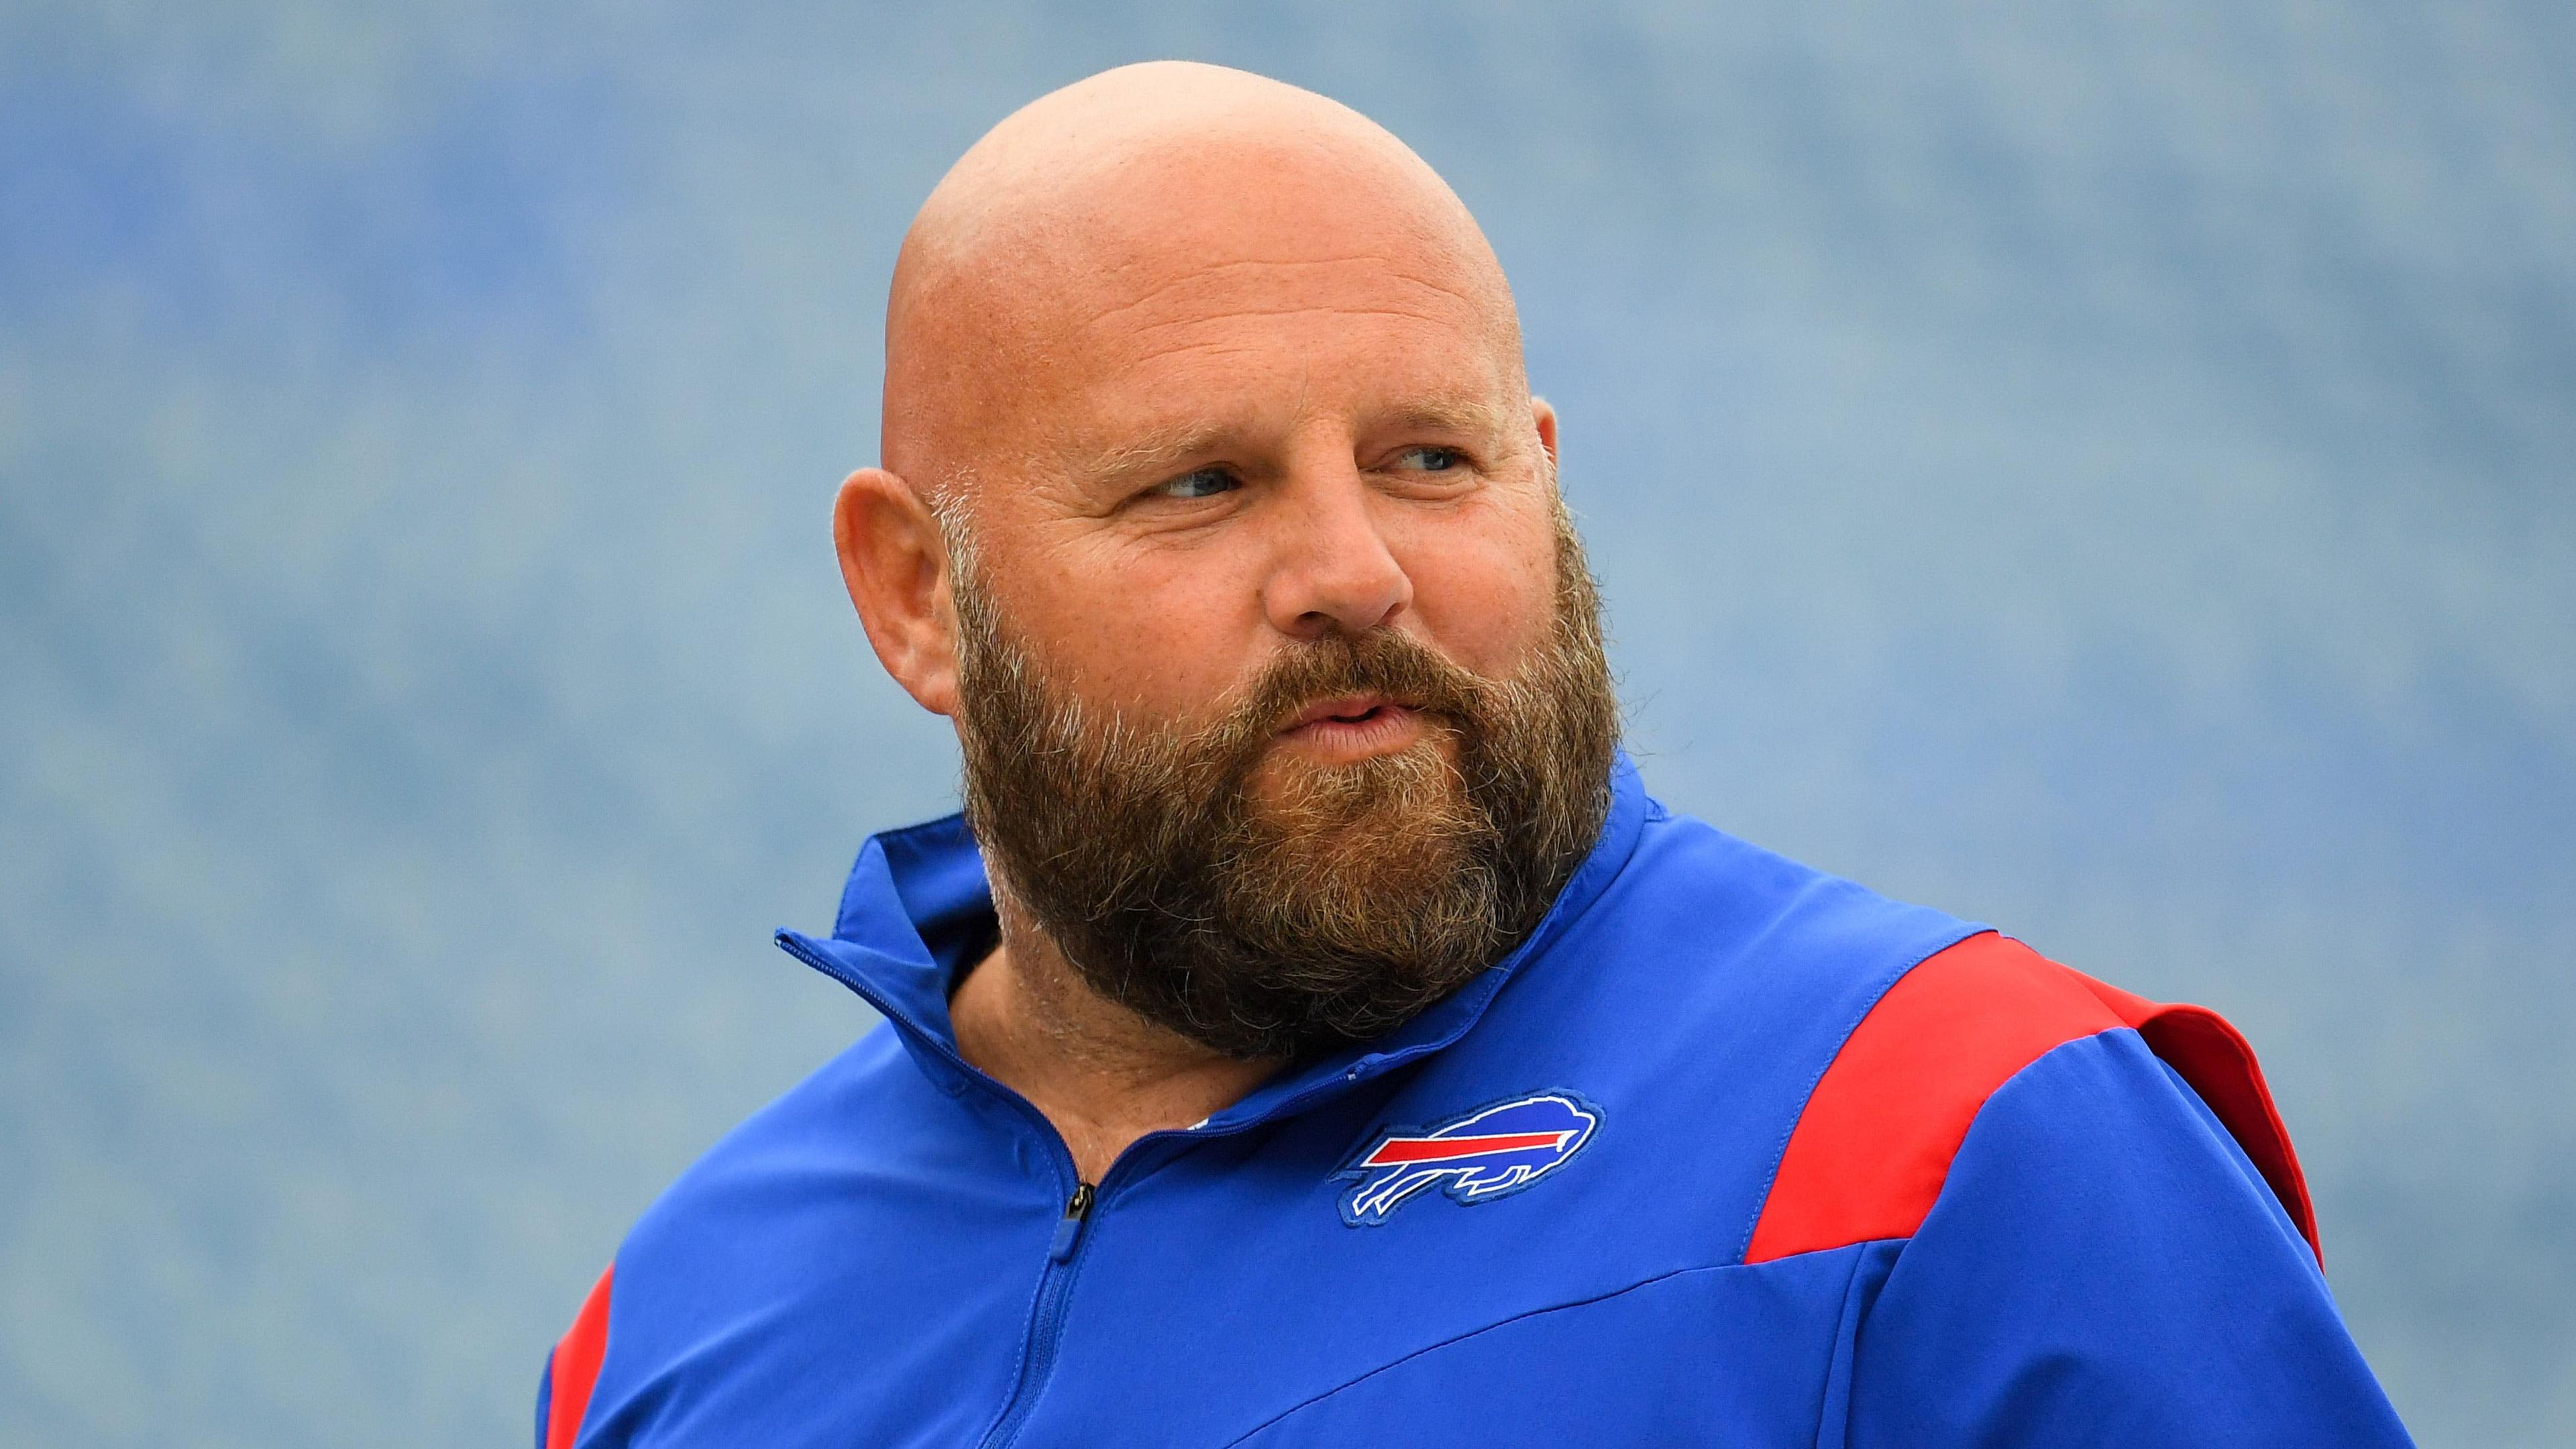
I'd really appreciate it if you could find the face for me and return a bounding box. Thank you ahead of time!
[956,200,1568,786]
[847,141,1620,1055]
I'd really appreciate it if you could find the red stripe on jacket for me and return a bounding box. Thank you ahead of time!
[545,1265,614,1449]
[1743,932,2319,1265]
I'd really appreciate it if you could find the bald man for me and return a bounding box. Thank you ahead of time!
[535,64,2410,1449]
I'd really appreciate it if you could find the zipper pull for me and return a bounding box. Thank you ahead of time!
[1048,1182,1095,1263]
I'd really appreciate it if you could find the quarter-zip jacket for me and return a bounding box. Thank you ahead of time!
[537,757,2411,1447]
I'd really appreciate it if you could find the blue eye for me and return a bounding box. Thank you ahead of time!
[1156,468,1238,500]
[1398,447,1464,472]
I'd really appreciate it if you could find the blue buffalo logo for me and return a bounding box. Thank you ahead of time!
[1338,1091,1601,1226]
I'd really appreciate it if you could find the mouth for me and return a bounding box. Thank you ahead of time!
[1281,694,1424,731]
[1274,694,1432,761]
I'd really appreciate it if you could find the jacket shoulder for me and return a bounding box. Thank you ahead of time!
[531,1023,927,1444]
[1743,931,2320,1264]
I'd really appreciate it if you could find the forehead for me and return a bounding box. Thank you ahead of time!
[1008,148,1520,458]
[1071,268,1507,449]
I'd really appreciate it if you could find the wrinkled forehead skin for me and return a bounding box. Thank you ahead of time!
[881,62,1532,511]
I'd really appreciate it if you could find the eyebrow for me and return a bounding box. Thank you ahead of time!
[1376,398,1509,439]
[1071,421,1234,487]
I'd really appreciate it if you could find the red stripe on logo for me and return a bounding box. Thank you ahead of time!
[1362,1130,1572,1167]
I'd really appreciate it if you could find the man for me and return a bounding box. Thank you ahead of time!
[536,62,2411,1447]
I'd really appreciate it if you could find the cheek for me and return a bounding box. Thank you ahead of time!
[1395,499,1560,673]
[999,535,1270,712]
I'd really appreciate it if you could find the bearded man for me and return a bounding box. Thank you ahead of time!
[535,62,2410,1448]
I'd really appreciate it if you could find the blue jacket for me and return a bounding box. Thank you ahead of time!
[538,758,2411,1446]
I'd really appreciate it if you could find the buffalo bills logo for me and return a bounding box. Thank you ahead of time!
[1338,1091,1601,1226]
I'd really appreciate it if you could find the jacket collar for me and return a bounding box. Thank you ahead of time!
[774,751,1650,1126]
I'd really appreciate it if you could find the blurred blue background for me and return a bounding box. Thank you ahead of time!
[3,3,2569,1444]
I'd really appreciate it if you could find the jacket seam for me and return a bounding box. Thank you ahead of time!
[1218,1249,1897,1447]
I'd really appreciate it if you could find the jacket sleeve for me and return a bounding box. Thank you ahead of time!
[535,1265,616,1449]
[1841,1028,2412,1446]
[533,1352,554,1449]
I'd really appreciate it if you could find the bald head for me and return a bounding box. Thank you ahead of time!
[839,60,1572,767]
[881,62,1527,499]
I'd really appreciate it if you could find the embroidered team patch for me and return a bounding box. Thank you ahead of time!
[1338,1091,1602,1226]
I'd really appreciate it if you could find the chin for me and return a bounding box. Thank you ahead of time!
[1238,731,1477,881]
[1248,727,1458,808]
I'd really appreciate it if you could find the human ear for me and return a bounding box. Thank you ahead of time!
[833,467,961,717]
[1530,396,1560,475]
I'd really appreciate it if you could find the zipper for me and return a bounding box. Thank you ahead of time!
[971,1180,1096,1449]
[1048,1182,1095,1263]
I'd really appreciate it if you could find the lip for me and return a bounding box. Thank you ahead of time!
[1269,694,1434,765]
[1279,694,1426,733]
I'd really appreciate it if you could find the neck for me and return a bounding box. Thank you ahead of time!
[949,890,1281,1184]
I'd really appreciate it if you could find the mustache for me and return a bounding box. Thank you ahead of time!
[1185,627,1496,782]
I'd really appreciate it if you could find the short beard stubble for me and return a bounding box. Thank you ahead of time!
[949,507,1621,1061]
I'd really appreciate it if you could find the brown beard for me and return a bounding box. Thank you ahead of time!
[948,510,1620,1060]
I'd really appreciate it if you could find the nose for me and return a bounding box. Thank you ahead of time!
[1259,458,1413,641]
